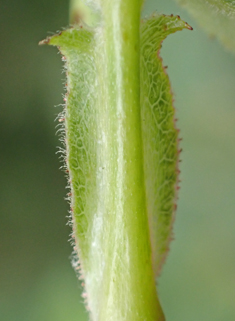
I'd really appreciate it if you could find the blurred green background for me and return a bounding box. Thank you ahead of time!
[1,0,235,320]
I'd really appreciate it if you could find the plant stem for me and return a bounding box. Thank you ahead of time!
[51,1,173,320]
[84,0,164,320]
[69,0,99,26]
[41,0,192,319]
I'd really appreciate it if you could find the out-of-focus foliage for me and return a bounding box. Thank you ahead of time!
[173,0,235,53]
[1,0,235,320]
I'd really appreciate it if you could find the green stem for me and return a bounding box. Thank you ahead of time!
[42,1,191,320]
[69,0,99,26]
[81,1,164,319]
[69,0,83,24]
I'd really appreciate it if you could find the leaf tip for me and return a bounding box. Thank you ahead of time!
[39,30,66,47]
[38,38,50,46]
[186,23,193,31]
[174,14,193,30]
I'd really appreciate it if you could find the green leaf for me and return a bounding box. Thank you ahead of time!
[174,0,235,53]
[40,8,191,321]
[140,14,192,277]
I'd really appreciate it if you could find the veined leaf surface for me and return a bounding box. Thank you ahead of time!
[140,14,192,276]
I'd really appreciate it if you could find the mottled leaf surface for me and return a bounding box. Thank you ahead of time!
[140,14,192,276]
[43,27,98,270]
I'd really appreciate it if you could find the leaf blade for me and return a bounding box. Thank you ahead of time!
[140,14,192,276]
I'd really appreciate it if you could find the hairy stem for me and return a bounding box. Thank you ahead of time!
[80,1,164,320]
[41,1,192,320]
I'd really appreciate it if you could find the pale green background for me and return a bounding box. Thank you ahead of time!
[1,0,235,320]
